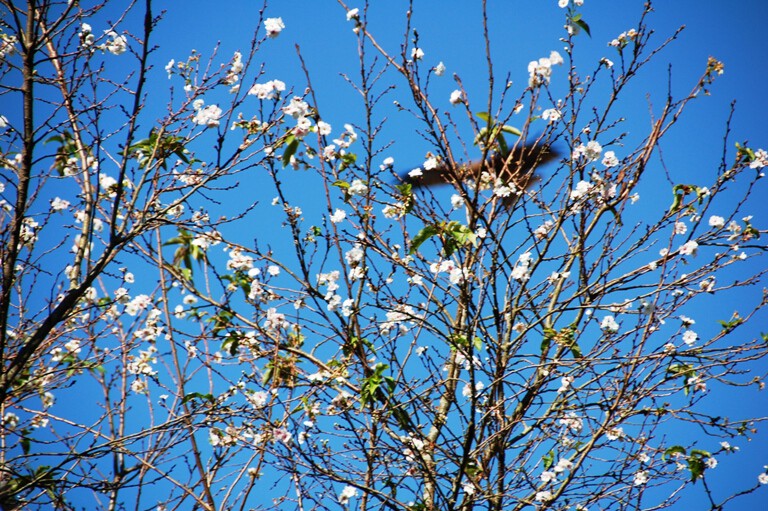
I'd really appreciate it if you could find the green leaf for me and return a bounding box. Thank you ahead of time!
[496,130,509,156]
[688,456,705,482]
[718,313,743,333]
[662,445,686,461]
[209,309,234,336]
[541,327,556,354]
[222,333,240,356]
[444,221,477,251]
[396,183,413,196]
[500,124,522,136]
[669,184,697,213]
[360,363,395,407]
[332,179,350,190]
[88,363,106,376]
[281,135,299,167]
[476,112,491,123]
[339,151,357,171]
[181,392,215,405]
[572,17,591,37]
[542,450,555,470]
[410,224,439,254]
[21,429,31,455]
[570,343,583,359]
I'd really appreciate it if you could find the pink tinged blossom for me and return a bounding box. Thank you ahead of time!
[602,150,619,167]
[130,379,148,394]
[193,104,222,128]
[559,412,583,433]
[248,79,285,99]
[758,473,768,484]
[570,180,593,200]
[264,17,285,38]
[283,97,310,118]
[679,240,699,257]
[462,381,485,399]
[749,149,768,169]
[317,120,332,135]
[682,330,698,345]
[708,215,725,228]
[542,108,562,123]
[511,252,533,282]
[674,222,687,235]
[272,426,292,445]
[227,248,254,271]
[105,31,127,55]
[605,427,623,440]
[51,197,70,211]
[699,277,715,293]
[540,470,557,483]
[449,266,469,285]
[585,140,602,160]
[554,458,573,473]
[248,391,267,407]
[528,57,553,87]
[322,144,337,161]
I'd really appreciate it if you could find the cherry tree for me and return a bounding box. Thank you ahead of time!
[1,1,767,510]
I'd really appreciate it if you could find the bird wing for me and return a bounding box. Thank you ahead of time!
[401,142,559,191]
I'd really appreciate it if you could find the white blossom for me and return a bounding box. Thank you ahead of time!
[339,485,358,504]
[105,31,127,55]
[601,315,619,334]
[264,17,285,38]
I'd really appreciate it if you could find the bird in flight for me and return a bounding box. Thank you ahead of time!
[401,142,559,195]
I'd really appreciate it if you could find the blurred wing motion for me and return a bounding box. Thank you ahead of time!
[402,142,560,193]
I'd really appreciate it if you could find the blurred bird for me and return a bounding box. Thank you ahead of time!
[401,142,559,203]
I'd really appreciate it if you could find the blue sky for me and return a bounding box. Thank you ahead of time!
[150,1,768,508]
[7,0,767,509]
[164,0,768,509]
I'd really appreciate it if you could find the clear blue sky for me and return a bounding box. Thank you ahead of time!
[152,1,768,508]
[20,0,768,508]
